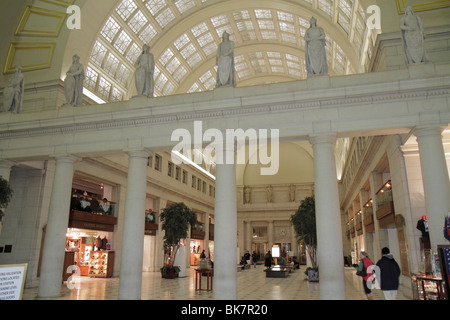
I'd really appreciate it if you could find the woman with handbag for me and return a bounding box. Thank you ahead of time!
[357,251,374,300]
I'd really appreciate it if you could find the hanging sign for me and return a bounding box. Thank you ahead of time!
[0,264,28,300]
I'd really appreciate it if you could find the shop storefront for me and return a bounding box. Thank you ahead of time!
[63,176,118,279]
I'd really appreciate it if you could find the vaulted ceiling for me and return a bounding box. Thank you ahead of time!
[84,0,379,103]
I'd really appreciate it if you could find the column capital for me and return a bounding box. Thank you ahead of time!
[413,126,445,139]
[50,154,80,164]
[0,160,15,169]
[309,133,337,146]
[125,148,153,159]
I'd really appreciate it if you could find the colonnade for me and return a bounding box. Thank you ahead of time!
[0,126,449,300]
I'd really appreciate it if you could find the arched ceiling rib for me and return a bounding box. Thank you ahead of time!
[83,0,378,103]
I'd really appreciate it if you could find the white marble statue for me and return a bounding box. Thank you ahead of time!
[3,65,24,113]
[305,17,328,77]
[400,5,428,64]
[134,44,155,97]
[64,54,85,106]
[216,31,236,88]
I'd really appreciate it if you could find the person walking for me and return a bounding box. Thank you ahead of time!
[264,251,272,270]
[357,251,374,300]
[251,251,258,268]
[376,247,401,300]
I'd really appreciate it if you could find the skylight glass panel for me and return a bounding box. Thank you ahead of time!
[241,31,256,41]
[90,41,107,66]
[104,53,120,75]
[288,69,301,77]
[269,59,282,66]
[163,81,175,95]
[260,30,276,39]
[318,0,333,17]
[197,32,213,47]
[111,87,124,101]
[116,64,131,85]
[101,17,121,42]
[236,20,254,31]
[114,30,132,54]
[175,0,195,14]
[98,77,112,99]
[287,61,300,69]
[174,33,190,50]
[173,66,187,81]
[188,82,199,93]
[156,7,175,28]
[159,48,174,65]
[277,11,294,22]
[279,22,295,33]
[254,9,271,19]
[139,24,157,44]
[116,0,137,21]
[258,20,274,30]
[203,77,215,89]
[145,0,167,16]
[232,10,250,21]
[202,42,217,56]
[211,14,228,27]
[125,42,141,64]
[84,66,98,90]
[166,56,181,74]
[298,17,309,28]
[267,52,281,58]
[200,71,212,83]
[128,11,148,33]
[338,13,350,34]
[339,0,352,18]
[216,25,233,38]
[180,43,196,59]
[187,52,201,67]
[237,69,251,78]
[272,66,284,73]
[191,22,208,37]
[155,73,168,91]
[285,53,299,61]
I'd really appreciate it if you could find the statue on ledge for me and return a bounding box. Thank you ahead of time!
[216,31,236,88]
[305,17,328,77]
[63,54,85,106]
[134,44,155,97]
[3,65,24,113]
[400,5,428,64]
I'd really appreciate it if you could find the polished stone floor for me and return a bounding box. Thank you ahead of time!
[23,266,412,300]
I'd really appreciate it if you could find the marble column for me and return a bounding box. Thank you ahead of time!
[310,134,346,300]
[38,155,76,298]
[0,160,14,181]
[118,150,150,300]
[268,220,274,250]
[213,145,237,300]
[414,126,450,251]
[246,219,252,252]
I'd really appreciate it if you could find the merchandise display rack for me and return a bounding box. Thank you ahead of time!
[88,251,114,278]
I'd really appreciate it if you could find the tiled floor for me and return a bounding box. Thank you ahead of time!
[22,266,412,300]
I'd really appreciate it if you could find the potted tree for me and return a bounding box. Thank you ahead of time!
[159,202,198,278]
[291,195,318,281]
[0,176,13,224]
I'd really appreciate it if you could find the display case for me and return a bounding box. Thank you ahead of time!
[89,251,114,278]
[411,274,446,300]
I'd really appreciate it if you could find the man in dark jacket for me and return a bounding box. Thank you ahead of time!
[376,247,401,300]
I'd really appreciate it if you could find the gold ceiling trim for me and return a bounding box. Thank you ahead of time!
[15,6,67,37]
[3,42,55,74]
[396,0,450,13]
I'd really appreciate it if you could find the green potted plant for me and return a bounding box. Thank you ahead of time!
[291,195,318,281]
[0,176,13,224]
[159,202,198,278]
